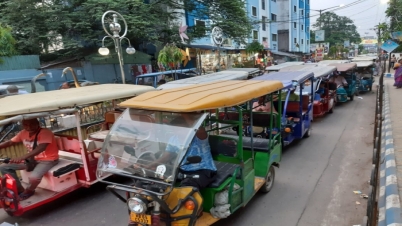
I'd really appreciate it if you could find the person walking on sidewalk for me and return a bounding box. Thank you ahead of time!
[391,54,396,68]
[393,63,402,88]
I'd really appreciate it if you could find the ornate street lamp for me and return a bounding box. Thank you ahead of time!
[99,11,136,84]
[211,26,225,71]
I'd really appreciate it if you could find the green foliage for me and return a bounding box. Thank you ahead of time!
[157,43,183,70]
[245,41,263,54]
[0,0,253,60]
[312,12,361,47]
[0,24,18,63]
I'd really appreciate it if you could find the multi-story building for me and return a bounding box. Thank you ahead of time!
[176,0,310,69]
[246,0,278,52]
[277,0,310,54]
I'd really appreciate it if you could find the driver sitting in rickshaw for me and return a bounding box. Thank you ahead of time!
[148,116,217,190]
[0,118,59,200]
[329,71,348,88]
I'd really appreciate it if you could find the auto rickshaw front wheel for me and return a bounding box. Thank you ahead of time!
[260,166,275,193]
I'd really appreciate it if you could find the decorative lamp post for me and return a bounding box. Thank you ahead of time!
[211,26,224,72]
[99,11,136,84]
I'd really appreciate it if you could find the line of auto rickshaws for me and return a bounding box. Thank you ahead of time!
[0,56,376,226]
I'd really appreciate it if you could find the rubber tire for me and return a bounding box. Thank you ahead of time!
[5,210,14,217]
[369,85,372,91]
[350,95,354,101]
[260,166,275,193]
[303,126,311,138]
[329,104,334,114]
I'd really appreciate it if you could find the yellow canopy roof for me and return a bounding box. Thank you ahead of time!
[0,84,154,117]
[120,80,284,112]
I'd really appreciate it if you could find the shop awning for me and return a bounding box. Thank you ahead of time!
[271,51,299,58]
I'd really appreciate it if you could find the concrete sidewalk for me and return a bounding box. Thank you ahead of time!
[379,74,402,225]
[384,72,402,199]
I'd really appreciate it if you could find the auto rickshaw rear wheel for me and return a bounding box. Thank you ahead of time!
[260,166,275,193]
[303,126,311,138]
[350,95,354,101]
[329,105,334,114]
[5,210,14,217]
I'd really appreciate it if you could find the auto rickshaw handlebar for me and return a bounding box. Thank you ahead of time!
[0,158,10,163]
[177,173,199,180]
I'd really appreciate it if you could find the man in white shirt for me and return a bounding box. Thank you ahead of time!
[329,72,348,88]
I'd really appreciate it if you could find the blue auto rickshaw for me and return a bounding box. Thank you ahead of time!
[355,61,374,93]
[134,68,198,88]
[329,63,357,102]
[251,71,314,146]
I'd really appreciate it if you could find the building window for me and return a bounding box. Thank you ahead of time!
[294,38,297,43]
[272,34,277,41]
[301,10,304,16]
[307,40,309,45]
[306,26,309,31]
[272,0,276,2]
[271,13,277,21]
[263,37,268,42]
[307,0,309,4]
[301,24,304,30]
[307,12,309,18]
[294,5,296,12]
[253,30,258,40]
[262,0,265,10]
[293,22,296,29]
[252,6,257,17]
[262,16,267,31]
[301,39,304,44]
[195,20,206,34]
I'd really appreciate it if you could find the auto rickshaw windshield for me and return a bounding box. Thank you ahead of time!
[97,109,206,182]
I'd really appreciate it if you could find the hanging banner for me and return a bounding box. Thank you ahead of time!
[381,40,399,53]
[344,40,350,48]
[315,30,325,42]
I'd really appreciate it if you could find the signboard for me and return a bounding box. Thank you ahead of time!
[344,40,350,48]
[315,47,324,61]
[315,30,325,42]
[381,40,399,53]
[392,31,402,41]
[360,39,378,45]
[311,43,329,54]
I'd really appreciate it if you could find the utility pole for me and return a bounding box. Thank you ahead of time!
[376,23,384,76]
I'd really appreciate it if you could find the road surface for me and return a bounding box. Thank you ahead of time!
[0,90,376,226]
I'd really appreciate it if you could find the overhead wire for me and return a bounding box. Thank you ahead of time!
[270,0,370,24]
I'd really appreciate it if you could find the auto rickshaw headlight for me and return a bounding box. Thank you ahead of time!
[128,197,148,214]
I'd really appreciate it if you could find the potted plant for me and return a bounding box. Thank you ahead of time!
[157,43,183,71]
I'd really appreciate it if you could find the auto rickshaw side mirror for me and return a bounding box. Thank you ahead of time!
[184,156,202,165]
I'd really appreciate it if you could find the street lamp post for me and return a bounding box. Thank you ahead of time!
[211,26,224,72]
[99,11,136,84]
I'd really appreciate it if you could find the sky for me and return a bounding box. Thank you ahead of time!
[310,0,389,38]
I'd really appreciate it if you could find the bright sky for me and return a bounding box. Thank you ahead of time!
[310,0,389,37]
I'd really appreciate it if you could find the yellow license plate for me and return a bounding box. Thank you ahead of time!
[130,212,152,224]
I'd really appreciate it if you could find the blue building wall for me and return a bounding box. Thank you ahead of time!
[270,0,279,51]
[185,3,211,45]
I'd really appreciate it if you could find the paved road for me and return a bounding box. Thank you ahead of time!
[0,91,376,226]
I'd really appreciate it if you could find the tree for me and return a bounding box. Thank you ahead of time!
[0,24,18,63]
[312,12,361,47]
[245,41,263,54]
[0,0,253,59]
